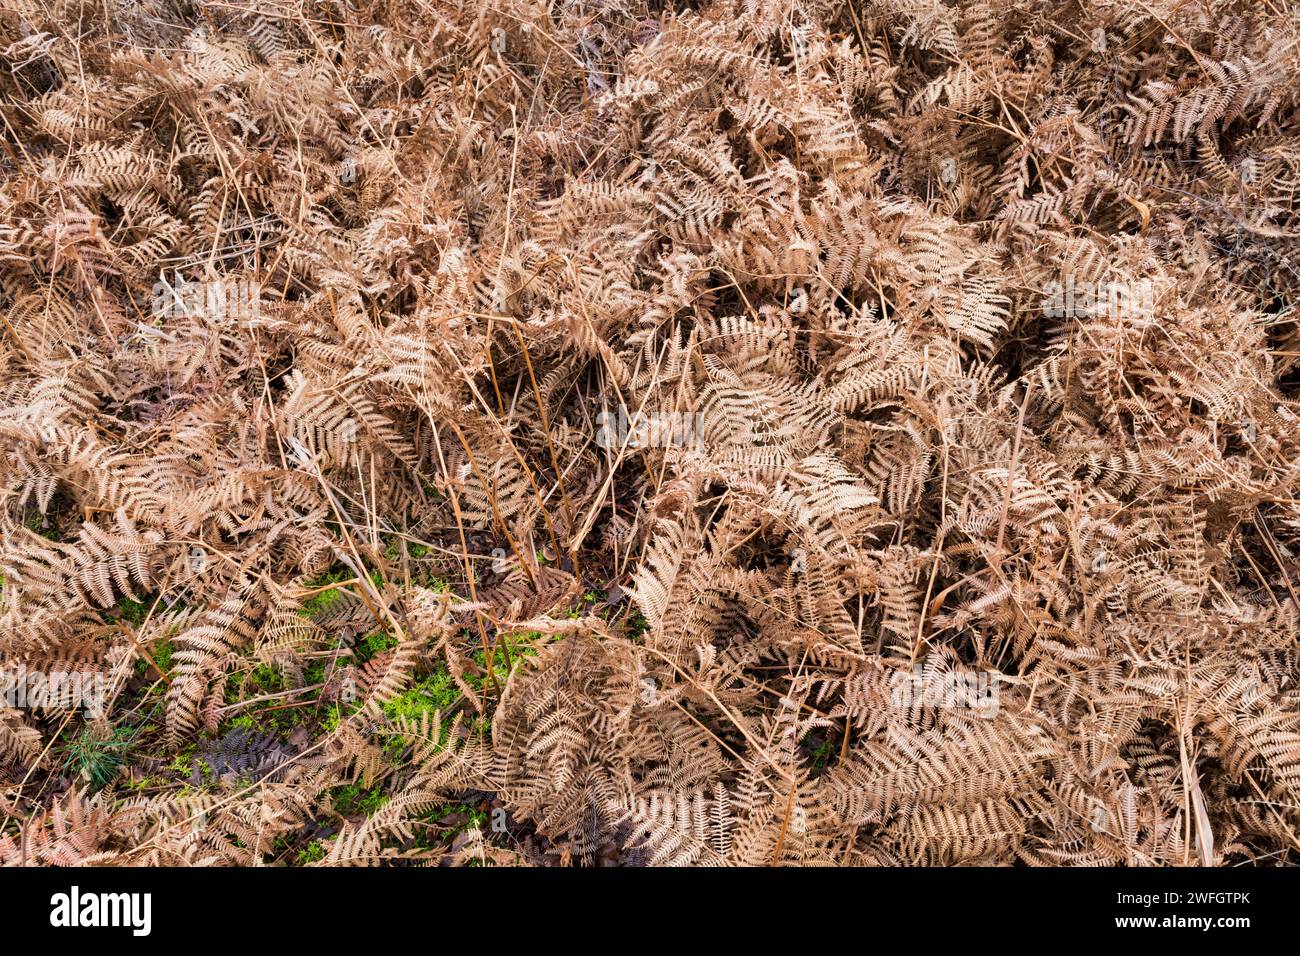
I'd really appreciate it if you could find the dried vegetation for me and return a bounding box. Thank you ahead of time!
[1,0,1300,865]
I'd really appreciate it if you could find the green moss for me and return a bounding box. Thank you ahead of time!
[304,660,329,685]
[809,738,836,769]
[320,701,358,735]
[372,666,473,758]
[332,783,389,816]
[124,773,162,794]
[223,663,285,713]
[466,632,539,692]
[115,597,153,626]
[295,841,327,865]
[356,628,400,663]
[218,679,312,737]
[299,567,353,615]
[251,664,282,691]
[381,667,461,723]
[626,612,650,642]
[166,743,198,780]
[414,803,488,849]
[382,537,433,562]
[25,514,60,540]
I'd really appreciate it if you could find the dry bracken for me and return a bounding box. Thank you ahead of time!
[0,0,1299,866]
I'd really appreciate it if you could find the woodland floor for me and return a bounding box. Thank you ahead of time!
[1,0,1299,866]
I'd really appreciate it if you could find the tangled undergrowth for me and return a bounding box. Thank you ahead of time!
[1,0,1299,866]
